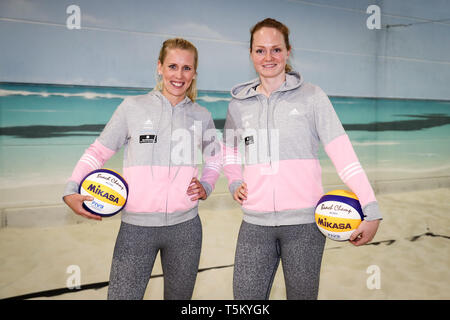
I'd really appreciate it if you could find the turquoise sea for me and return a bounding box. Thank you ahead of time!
[0,83,449,189]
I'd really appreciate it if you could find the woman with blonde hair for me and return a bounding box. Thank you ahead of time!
[63,38,221,299]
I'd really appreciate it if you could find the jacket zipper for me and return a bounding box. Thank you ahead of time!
[269,92,281,219]
[165,104,173,226]
[264,95,277,217]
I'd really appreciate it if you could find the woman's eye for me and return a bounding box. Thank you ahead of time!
[255,49,264,54]
[168,64,177,69]
[183,66,192,71]
[272,48,282,53]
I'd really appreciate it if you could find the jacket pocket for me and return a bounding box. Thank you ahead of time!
[242,164,275,212]
[166,166,198,212]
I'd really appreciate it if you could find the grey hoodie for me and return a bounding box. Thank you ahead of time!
[64,90,222,226]
[223,72,382,226]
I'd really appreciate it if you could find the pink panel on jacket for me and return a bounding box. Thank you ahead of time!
[70,139,116,183]
[123,165,198,213]
[201,153,222,189]
[241,159,323,212]
[273,159,324,211]
[324,134,377,206]
[222,144,243,185]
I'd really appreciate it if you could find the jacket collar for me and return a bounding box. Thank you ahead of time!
[230,71,304,100]
[151,89,192,108]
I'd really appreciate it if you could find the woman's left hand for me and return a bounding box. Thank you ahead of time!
[186,177,207,201]
[349,219,381,246]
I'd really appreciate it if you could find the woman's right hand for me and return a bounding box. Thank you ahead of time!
[63,194,102,221]
[233,182,248,205]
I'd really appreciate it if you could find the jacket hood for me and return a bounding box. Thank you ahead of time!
[230,71,304,100]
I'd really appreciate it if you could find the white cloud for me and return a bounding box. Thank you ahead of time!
[0,0,49,20]
[162,22,225,41]
[81,13,110,27]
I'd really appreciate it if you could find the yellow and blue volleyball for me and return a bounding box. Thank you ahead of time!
[79,168,128,217]
[315,190,364,241]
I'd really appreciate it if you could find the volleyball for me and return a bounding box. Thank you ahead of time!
[315,190,364,241]
[79,168,128,217]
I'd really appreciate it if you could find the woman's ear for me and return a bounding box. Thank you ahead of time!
[157,60,162,75]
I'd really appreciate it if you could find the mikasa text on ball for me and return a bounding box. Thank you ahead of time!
[315,190,364,241]
[79,168,128,217]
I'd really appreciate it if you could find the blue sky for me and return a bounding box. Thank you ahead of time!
[1,0,449,99]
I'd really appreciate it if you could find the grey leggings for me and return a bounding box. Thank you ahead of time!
[233,221,326,300]
[107,215,202,300]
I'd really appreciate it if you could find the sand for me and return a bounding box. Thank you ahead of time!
[0,184,449,300]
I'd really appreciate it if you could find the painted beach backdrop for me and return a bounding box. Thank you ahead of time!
[1,82,449,192]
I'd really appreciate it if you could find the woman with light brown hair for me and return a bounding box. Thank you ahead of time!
[223,18,381,299]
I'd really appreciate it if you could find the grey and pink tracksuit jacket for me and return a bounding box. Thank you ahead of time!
[223,72,382,226]
[63,90,221,226]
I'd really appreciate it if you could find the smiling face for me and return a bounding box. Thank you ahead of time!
[250,27,291,81]
[157,48,196,106]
